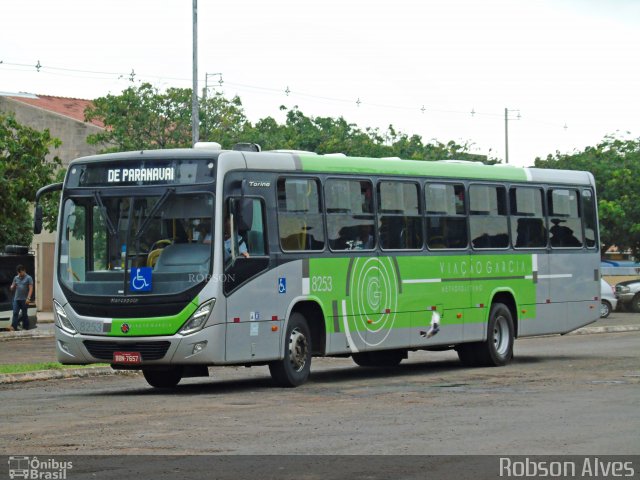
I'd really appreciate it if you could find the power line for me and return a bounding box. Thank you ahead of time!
[0,59,569,131]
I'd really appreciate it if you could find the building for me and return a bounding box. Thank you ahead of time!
[0,95,105,312]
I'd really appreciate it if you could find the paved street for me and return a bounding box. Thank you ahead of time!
[0,330,638,456]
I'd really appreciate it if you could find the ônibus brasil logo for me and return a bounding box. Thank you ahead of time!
[8,456,73,479]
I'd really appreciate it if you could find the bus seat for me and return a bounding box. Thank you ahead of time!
[154,243,211,273]
[147,249,163,268]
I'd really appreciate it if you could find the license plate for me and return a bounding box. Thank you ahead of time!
[113,351,142,364]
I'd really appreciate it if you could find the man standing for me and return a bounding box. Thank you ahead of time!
[10,265,33,331]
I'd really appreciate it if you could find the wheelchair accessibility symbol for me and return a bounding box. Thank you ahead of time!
[278,277,286,294]
[130,267,152,292]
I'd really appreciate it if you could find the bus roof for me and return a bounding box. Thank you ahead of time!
[67,148,595,187]
[289,153,594,186]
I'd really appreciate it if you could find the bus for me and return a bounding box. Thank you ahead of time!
[34,143,601,388]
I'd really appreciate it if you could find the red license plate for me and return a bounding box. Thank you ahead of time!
[113,351,142,364]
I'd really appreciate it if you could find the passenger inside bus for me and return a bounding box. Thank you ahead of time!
[224,216,249,262]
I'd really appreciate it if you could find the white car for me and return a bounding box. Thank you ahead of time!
[600,279,617,318]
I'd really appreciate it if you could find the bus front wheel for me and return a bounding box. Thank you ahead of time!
[143,366,183,388]
[269,312,312,387]
[456,302,514,367]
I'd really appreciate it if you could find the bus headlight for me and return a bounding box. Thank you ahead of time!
[54,300,77,334]
[180,300,215,335]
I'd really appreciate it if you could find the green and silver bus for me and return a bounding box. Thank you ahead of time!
[35,143,601,388]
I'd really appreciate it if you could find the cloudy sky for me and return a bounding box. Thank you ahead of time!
[2,0,639,166]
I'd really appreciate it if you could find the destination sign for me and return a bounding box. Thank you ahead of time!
[107,167,175,183]
[67,158,216,187]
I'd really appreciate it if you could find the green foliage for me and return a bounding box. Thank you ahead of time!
[241,106,490,161]
[0,114,61,249]
[85,85,493,162]
[534,135,640,257]
[84,82,249,151]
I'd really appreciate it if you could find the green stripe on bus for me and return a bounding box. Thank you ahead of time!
[298,155,529,181]
[310,254,536,335]
[108,299,199,337]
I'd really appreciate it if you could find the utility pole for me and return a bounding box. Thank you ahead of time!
[504,108,520,164]
[191,0,199,146]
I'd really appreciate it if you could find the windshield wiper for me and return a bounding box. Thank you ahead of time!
[134,188,175,241]
[93,191,117,237]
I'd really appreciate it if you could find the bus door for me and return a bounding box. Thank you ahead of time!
[223,196,275,363]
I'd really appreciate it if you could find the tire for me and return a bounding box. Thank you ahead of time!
[269,312,312,387]
[456,302,514,367]
[353,350,405,367]
[455,343,480,367]
[631,294,640,313]
[600,300,612,318]
[352,352,375,367]
[142,366,183,388]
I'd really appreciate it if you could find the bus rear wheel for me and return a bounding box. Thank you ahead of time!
[143,366,183,388]
[352,350,405,367]
[269,312,312,387]
[456,302,514,367]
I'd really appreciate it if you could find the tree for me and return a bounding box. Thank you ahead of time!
[84,82,249,152]
[241,105,491,162]
[534,135,640,257]
[0,113,61,248]
[86,83,494,163]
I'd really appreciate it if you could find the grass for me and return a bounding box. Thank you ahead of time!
[0,362,109,375]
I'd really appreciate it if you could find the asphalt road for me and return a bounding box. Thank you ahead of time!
[0,331,638,457]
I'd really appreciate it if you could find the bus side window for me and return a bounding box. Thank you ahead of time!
[325,179,375,251]
[242,199,267,256]
[509,187,547,249]
[469,184,509,249]
[582,189,598,249]
[378,181,422,250]
[548,189,583,248]
[277,178,325,251]
[425,183,468,250]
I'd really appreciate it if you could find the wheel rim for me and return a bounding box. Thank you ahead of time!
[493,315,510,357]
[288,327,308,372]
[600,302,609,317]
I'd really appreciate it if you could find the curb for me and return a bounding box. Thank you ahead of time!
[0,331,55,342]
[0,367,139,385]
[569,325,640,335]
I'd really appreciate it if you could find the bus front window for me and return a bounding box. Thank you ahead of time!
[58,193,214,297]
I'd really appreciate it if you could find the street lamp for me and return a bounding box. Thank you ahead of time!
[504,108,520,164]
[192,0,199,146]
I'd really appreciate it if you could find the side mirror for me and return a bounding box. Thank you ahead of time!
[233,198,253,231]
[34,182,64,235]
[34,204,43,234]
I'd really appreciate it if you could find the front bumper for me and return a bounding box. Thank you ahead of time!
[55,323,227,365]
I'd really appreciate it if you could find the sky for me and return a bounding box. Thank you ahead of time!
[2,0,640,166]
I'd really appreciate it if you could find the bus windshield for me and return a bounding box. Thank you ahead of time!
[58,192,214,297]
